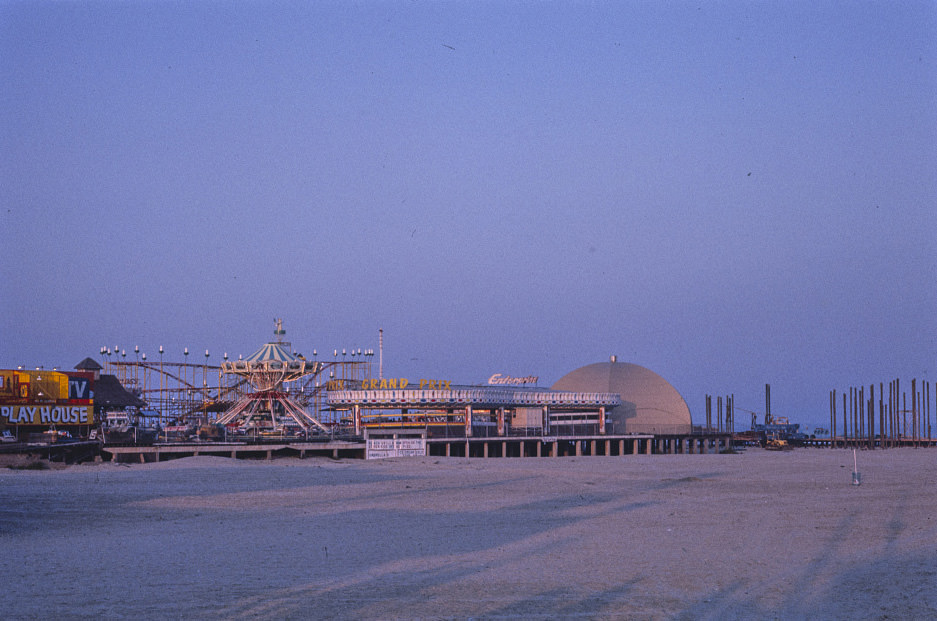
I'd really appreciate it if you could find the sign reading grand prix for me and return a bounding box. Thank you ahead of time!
[326,378,452,391]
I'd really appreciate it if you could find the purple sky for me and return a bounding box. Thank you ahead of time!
[3,2,935,431]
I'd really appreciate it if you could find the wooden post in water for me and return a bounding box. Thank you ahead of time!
[866,386,872,449]
[843,389,848,449]
[893,380,899,447]
[886,382,891,448]
[918,381,924,445]
[725,395,730,433]
[864,386,869,449]
[918,380,923,446]
[924,382,930,444]
[858,388,863,448]
[879,383,885,449]
[860,387,865,447]
[849,388,854,449]
[856,387,860,448]
[847,387,852,449]
[843,392,847,449]
[902,390,907,445]
[891,380,897,447]
[922,381,928,443]
[891,380,896,447]
[917,380,922,446]
[895,380,900,447]
[859,387,865,448]
[922,382,927,444]
[889,380,894,446]
[829,390,834,448]
[705,395,712,433]
[766,383,774,424]
[717,396,723,433]
[857,387,863,448]
[849,388,855,448]
[832,390,837,448]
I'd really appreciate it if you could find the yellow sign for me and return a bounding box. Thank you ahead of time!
[326,378,453,391]
[361,378,410,390]
[1,405,92,425]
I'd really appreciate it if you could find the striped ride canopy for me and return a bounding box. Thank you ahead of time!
[243,342,299,363]
[222,341,308,388]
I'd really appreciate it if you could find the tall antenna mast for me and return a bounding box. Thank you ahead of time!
[379,328,384,380]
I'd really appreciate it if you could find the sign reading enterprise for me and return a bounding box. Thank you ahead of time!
[487,374,539,385]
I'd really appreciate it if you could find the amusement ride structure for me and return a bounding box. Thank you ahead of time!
[215,320,326,432]
[104,320,373,431]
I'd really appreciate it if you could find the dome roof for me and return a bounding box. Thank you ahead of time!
[551,360,691,434]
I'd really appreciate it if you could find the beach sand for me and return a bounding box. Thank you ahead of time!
[1,448,935,619]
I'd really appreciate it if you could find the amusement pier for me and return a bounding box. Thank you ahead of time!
[1,321,933,464]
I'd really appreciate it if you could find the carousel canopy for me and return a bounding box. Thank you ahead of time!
[244,341,300,363]
[222,339,309,388]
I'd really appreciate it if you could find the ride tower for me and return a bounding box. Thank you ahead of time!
[215,320,327,433]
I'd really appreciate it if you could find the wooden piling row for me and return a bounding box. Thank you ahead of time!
[703,394,734,434]
[829,379,933,448]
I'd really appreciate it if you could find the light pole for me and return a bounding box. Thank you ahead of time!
[332,350,338,387]
[203,350,210,422]
[184,347,189,419]
[158,346,164,424]
[221,352,228,400]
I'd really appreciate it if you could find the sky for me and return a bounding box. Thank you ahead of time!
[2,1,935,432]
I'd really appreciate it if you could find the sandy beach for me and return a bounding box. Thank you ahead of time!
[1,448,935,620]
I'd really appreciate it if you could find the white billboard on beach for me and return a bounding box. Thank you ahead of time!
[366,436,426,459]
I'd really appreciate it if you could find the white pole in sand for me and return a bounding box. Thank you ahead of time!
[852,448,860,485]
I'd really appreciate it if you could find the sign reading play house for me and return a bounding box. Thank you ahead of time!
[0,369,95,425]
[1,405,92,425]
